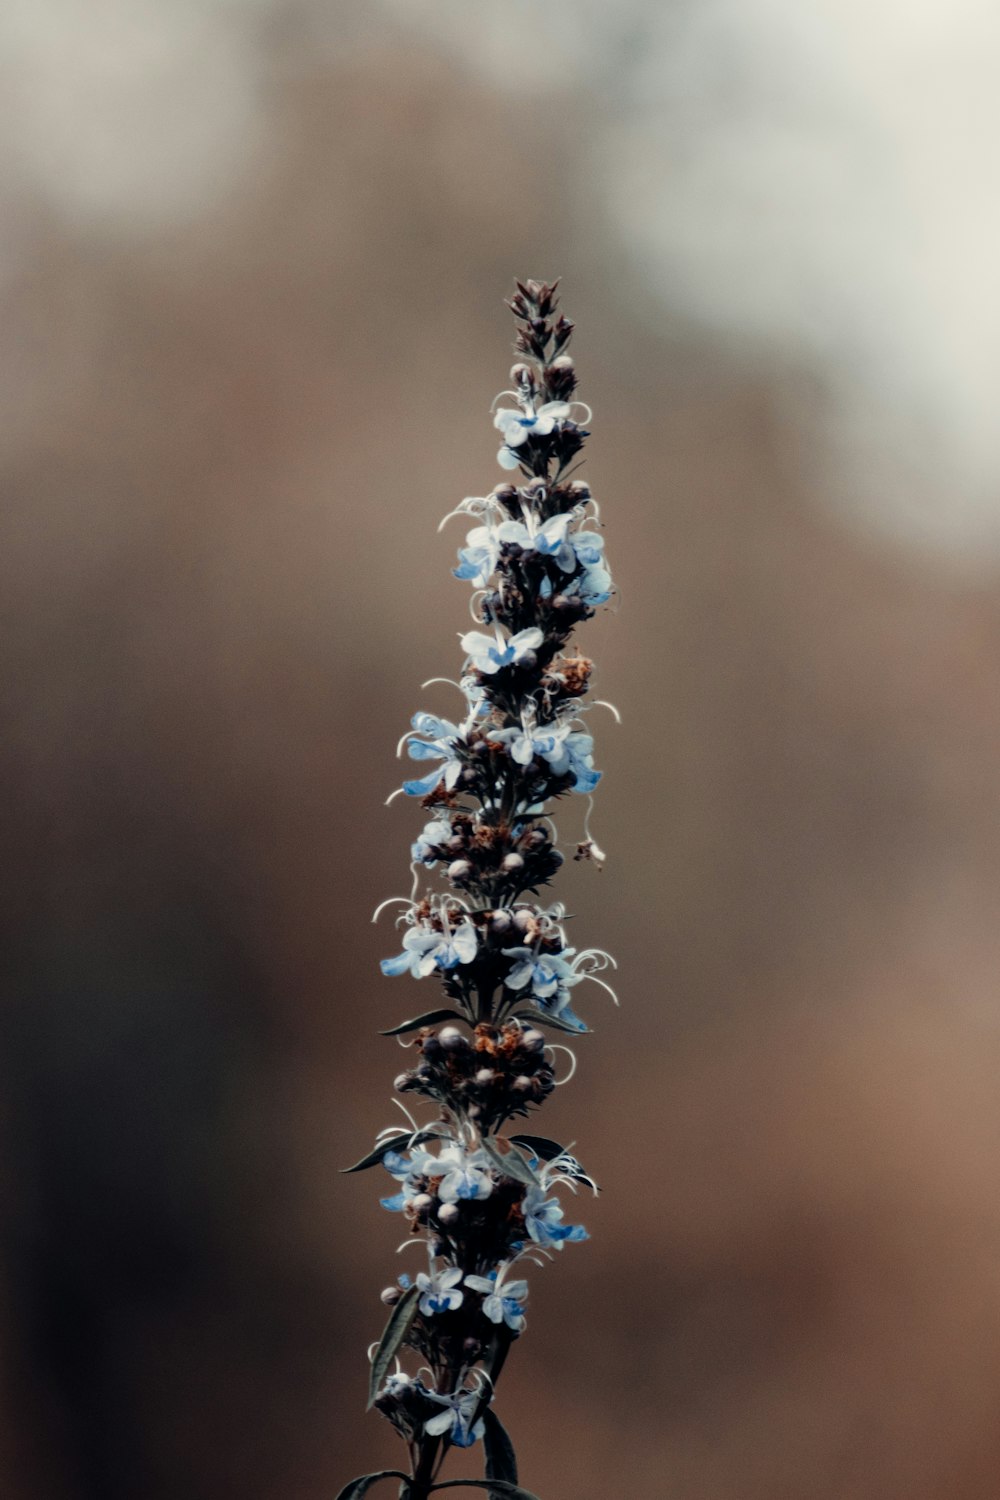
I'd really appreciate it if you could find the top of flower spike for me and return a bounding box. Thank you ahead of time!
[383,278,616,926]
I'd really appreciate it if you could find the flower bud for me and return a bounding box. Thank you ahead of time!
[551,355,574,372]
[520,1028,545,1052]
[512,909,534,933]
[448,859,473,881]
[475,1067,495,1085]
[380,1285,402,1306]
[437,1202,460,1228]
[510,362,532,386]
[568,480,591,499]
[489,909,512,934]
[410,1193,434,1219]
[438,1026,467,1051]
[513,1075,534,1093]
[393,1071,412,1092]
[517,650,538,671]
[502,853,525,874]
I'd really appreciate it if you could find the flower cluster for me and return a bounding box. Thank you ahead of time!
[342,281,616,1500]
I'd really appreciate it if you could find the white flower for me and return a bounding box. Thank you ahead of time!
[415,1265,464,1316]
[423,1386,485,1447]
[494,400,571,468]
[433,1143,494,1203]
[381,917,478,978]
[460,627,542,675]
[465,1263,529,1332]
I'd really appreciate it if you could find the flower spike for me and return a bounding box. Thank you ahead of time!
[345,281,617,1500]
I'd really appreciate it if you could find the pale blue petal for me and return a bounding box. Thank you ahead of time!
[505,960,533,991]
[407,738,445,761]
[403,768,443,797]
[451,923,478,963]
[572,768,602,794]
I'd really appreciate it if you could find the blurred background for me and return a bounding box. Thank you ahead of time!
[3,2,1000,1496]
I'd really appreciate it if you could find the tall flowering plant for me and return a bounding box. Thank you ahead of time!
[340,281,617,1500]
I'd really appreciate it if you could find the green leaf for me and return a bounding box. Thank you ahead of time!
[478,1135,538,1188]
[367,1283,420,1409]
[429,1482,540,1499]
[334,1471,411,1500]
[341,1129,443,1174]
[483,1409,518,1493]
[483,1329,513,1392]
[509,1134,598,1192]
[508,1134,566,1163]
[380,1008,467,1037]
[466,1329,512,1434]
[512,1010,589,1035]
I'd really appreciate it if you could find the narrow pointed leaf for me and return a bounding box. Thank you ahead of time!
[479,1135,538,1188]
[380,1008,467,1037]
[367,1283,420,1409]
[512,1010,589,1035]
[341,1133,410,1175]
[509,1135,598,1192]
[468,1329,512,1432]
[341,1129,443,1175]
[334,1472,411,1500]
[508,1134,566,1163]
[483,1409,518,1491]
[429,1482,540,1499]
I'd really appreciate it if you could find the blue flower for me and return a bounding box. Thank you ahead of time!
[493,716,600,793]
[566,562,613,607]
[423,1386,486,1447]
[502,947,575,1001]
[381,918,478,978]
[465,1264,529,1332]
[460,627,543,675]
[410,816,453,866]
[433,1143,494,1203]
[453,525,504,586]
[415,1265,464,1315]
[520,1184,589,1249]
[560,730,601,792]
[539,725,600,793]
[570,529,605,569]
[493,400,572,470]
[401,712,465,798]
[454,514,579,585]
[501,944,588,1031]
[378,1146,432,1211]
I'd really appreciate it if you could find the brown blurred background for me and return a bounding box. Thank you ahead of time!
[3,5,1000,1498]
